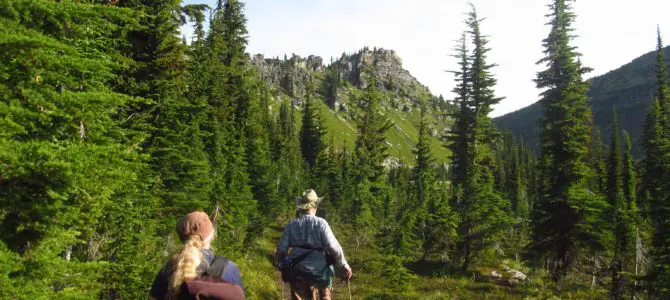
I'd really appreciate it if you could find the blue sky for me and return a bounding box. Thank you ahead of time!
[182,0,670,117]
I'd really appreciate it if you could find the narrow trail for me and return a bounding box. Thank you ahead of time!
[277,271,355,300]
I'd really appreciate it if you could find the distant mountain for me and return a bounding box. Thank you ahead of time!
[252,47,455,163]
[494,46,670,157]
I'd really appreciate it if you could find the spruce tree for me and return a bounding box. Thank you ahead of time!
[0,1,158,297]
[351,81,392,247]
[200,0,255,253]
[607,109,630,299]
[414,103,458,260]
[300,84,327,170]
[645,26,670,296]
[446,5,512,271]
[244,81,275,245]
[591,127,608,194]
[530,0,609,281]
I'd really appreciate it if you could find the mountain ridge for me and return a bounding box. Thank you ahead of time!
[494,45,670,157]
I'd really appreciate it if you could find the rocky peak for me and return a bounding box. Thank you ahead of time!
[251,47,445,113]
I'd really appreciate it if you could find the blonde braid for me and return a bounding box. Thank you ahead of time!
[168,235,205,297]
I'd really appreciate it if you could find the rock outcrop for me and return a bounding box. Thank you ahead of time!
[251,47,439,111]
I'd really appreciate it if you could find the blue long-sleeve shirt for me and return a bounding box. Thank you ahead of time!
[277,213,349,273]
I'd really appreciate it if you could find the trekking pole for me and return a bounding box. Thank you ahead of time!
[347,279,352,300]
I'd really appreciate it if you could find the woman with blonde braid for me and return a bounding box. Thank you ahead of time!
[149,211,244,299]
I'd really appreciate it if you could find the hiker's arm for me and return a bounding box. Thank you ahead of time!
[275,224,290,262]
[321,221,349,270]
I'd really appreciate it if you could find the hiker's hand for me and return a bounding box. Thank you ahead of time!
[343,266,353,281]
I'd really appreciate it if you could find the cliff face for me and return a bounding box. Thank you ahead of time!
[252,53,323,99]
[251,47,442,112]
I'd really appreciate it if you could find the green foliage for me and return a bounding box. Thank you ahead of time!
[530,0,609,282]
[0,0,159,297]
[445,5,513,272]
[300,85,327,170]
[351,83,393,246]
[645,27,670,297]
[3,0,669,298]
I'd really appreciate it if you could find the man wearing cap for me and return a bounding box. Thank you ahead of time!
[276,189,353,300]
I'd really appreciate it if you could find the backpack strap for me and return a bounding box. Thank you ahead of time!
[206,256,229,279]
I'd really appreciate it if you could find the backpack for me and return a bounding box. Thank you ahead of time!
[179,256,245,300]
[278,246,336,283]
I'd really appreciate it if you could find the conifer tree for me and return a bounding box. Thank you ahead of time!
[200,0,255,253]
[245,81,275,244]
[607,109,630,299]
[274,101,307,219]
[645,26,670,296]
[0,1,158,297]
[414,103,458,260]
[351,82,393,246]
[446,5,512,271]
[300,84,327,170]
[530,0,609,281]
[591,127,608,194]
[446,33,472,198]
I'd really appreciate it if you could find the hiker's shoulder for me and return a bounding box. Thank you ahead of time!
[312,215,331,227]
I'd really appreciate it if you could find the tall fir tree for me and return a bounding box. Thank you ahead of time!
[200,0,256,254]
[607,109,630,299]
[414,103,458,260]
[351,81,393,247]
[591,127,608,194]
[530,0,609,281]
[645,26,670,296]
[244,81,275,245]
[300,83,327,171]
[446,5,512,271]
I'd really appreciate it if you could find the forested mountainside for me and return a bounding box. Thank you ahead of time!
[494,46,670,157]
[251,48,455,163]
[2,0,670,299]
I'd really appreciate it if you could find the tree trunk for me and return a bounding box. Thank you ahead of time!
[461,238,471,272]
[592,255,599,289]
[64,246,72,261]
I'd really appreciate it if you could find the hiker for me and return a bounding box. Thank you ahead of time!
[149,211,244,300]
[275,189,353,300]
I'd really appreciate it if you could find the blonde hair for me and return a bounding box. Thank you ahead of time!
[168,235,206,297]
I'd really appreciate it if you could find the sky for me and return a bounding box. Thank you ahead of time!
[183,0,670,117]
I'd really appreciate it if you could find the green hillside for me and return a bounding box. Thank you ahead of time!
[260,49,454,164]
[494,46,670,156]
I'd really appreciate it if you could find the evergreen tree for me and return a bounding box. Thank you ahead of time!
[244,81,275,245]
[446,5,512,271]
[530,0,609,281]
[351,82,393,247]
[300,84,327,170]
[607,109,630,299]
[0,1,158,297]
[645,26,670,296]
[200,0,256,253]
[591,127,608,194]
[273,101,307,220]
[446,32,471,198]
[414,103,458,260]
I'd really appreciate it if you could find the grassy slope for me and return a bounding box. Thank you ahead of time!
[271,92,451,164]
[238,224,608,299]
